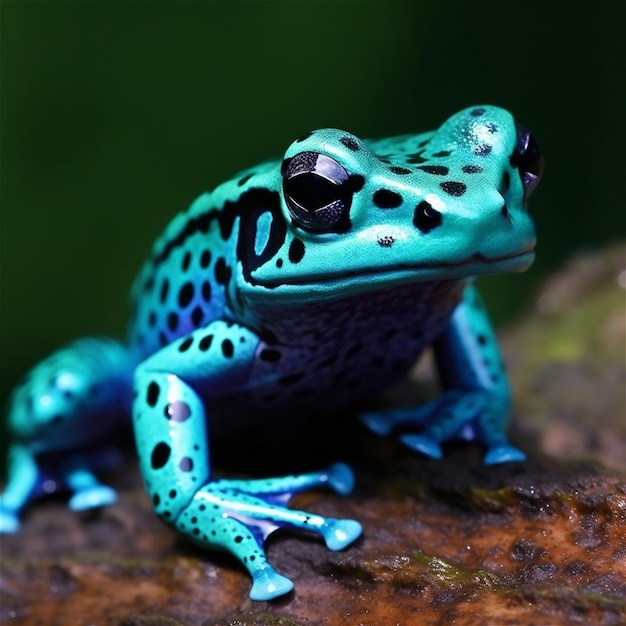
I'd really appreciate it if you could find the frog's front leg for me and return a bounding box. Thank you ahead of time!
[134,320,362,601]
[362,285,525,465]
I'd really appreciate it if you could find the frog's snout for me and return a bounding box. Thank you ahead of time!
[511,120,543,200]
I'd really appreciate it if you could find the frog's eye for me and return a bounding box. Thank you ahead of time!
[283,152,352,232]
[511,121,543,199]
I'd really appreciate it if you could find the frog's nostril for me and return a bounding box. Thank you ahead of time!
[510,121,543,199]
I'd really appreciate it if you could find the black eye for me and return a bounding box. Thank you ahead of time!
[283,152,352,232]
[510,121,543,199]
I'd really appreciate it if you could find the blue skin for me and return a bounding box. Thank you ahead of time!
[0,106,542,600]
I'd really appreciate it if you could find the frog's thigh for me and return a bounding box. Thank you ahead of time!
[133,320,261,519]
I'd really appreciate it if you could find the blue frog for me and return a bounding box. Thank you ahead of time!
[0,106,542,600]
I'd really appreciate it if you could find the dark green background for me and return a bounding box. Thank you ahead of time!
[1,2,624,422]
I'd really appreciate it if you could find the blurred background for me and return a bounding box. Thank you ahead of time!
[1,2,624,439]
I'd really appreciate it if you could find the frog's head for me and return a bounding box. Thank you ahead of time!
[236,105,542,304]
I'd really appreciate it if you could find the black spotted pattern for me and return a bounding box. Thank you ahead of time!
[147,382,160,407]
[340,137,360,151]
[373,189,402,209]
[418,165,449,176]
[413,201,443,233]
[288,238,305,263]
[462,165,483,174]
[178,282,194,308]
[151,442,171,469]
[440,181,467,197]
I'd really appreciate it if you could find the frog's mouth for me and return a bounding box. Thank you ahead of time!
[248,248,535,299]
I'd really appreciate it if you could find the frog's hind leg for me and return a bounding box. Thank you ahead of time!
[134,320,362,600]
[0,338,134,532]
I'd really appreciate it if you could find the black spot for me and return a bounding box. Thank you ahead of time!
[235,535,243,543]
[199,334,214,351]
[169,489,177,498]
[144,277,155,293]
[432,150,451,158]
[462,165,483,174]
[151,442,171,469]
[477,334,487,345]
[418,165,449,176]
[148,311,157,327]
[288,238,305,264]
[191,306,204,326]
[340,137,360,151]
[259,348,282,362]
[153,493,160,506]
[349,174,365,192]
[178,282,194,308]
[373,189,402,209]
[179,337,193,352]
[440,181,467,197]
[168,312,179,332]
[158,331,168,347]
[275,259,283,268]
[413,201,443,233]
[214,257,230,284]
[182,251,191,271]
[238,174,253,187]
[200,250,211,268]
[278,373,304,385]
[221,339,234,358]
[160,279,170,303]
[474,144,492,156]
[406,152,427,164]
[390,166,411,175]
[470,107,486,117]
[147,382,160,407]
[378,235,394,247]
[200,281,212,302]
[165,401,192,422]
[296,131,313,143]
[179,457,193,472]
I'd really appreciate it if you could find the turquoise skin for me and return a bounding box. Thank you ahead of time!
[0,106,542,600]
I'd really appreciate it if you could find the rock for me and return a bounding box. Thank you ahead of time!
[2,245,625,625]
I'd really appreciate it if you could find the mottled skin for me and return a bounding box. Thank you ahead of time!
[0,106,542,600]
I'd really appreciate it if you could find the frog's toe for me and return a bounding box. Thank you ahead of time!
[321,518,362,551]
[0,506,20,534]
[249,569,294,601]
[484,444,526,465]
[325,463,355,495]
[69,485,117,511]
[359,412,393,436]
[400,433,443,459]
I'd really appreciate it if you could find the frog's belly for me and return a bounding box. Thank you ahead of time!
[210,279,465,435]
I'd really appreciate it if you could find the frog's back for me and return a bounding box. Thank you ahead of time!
[126,160,279,359]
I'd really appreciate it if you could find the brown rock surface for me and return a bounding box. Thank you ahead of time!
[2,245,625,626]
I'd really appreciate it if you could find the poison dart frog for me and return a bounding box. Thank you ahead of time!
[0,106,542,600]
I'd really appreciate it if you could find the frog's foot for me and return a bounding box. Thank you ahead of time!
[365,391,525,465]
[173,465,362,600]
[400,433,443,459]
[65,467,118,511]
[69,484,117,511]
[484,442,526,465]
[0,505,21,534]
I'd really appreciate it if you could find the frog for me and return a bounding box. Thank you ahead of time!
[0,105,542,600]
